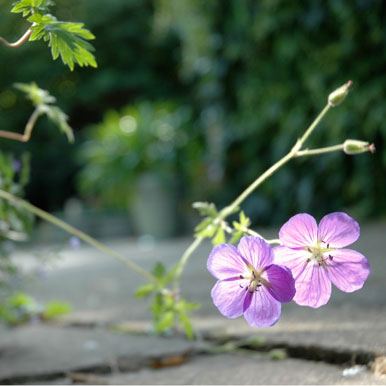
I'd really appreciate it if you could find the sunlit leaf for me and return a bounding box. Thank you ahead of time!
[135,283,156,298]
[14,82,74,142]
[27,13,96,70]
[11,0,53,17]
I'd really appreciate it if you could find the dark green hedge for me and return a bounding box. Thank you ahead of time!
[0,0,384,225]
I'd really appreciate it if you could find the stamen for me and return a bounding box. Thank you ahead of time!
[239,274,244,279]
[239,284,244,288]
[328,255,333,260]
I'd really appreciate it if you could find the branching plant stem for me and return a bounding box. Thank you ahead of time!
[173,103,332,289]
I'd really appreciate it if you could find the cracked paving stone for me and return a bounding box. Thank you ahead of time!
[0,324,208,383]
[44,353,386,385]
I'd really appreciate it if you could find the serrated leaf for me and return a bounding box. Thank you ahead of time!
[14,82,55,105]
[39,105,74,143]
[27,14,97,70]
[192,201,217,217]
[239,211,250,227]
[212,226,226,245]
[11,0,52,16]
[135,283,156,298]
[15,82,74,143]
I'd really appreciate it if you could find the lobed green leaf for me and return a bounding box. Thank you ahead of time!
[27,14,97,70]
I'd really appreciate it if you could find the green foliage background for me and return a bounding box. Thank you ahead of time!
[0,0,385,225]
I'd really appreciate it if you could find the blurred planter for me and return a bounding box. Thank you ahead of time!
[77,101,194,238]
[131,172,178,239]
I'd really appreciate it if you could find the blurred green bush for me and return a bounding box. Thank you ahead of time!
[77,101,194,207]
[153,0,386,224]
[1,0,385,226]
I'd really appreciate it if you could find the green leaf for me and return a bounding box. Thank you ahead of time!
[151,262,166,280]
[162,265,178,285]
[27,14,97,70]
[192,201,217,217]
[229,230,243,244]
[15,82,74,142]
[39,104,74,143]
[178,311,194,339]
[212,226,226,245]
[149,293,163,322]
[135,283,156,298]
[239,211,250,227]
[194,218,217,238]
[11,0,53,17]
[175,299,200,312]
[154,311,175,332]
[43,301,72,319]
[14,82,55,105]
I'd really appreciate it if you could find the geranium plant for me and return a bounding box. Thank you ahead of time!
[0,0,375,336]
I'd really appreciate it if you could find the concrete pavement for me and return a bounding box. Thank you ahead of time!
[0,222,385,384]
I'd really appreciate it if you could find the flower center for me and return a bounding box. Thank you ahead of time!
[305,241,334,267]
[240,264,270,293]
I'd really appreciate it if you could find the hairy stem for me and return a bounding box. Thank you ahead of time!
[295,143,344,157]
[0,28,32,48]
[0,189,157,284]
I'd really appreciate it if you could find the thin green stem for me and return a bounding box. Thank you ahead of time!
[297,104,331,147]
[0,189,157,284]
[173,103,332,286]
[295,143,344,157]
[242,227,282,245]
[173,236,204,290]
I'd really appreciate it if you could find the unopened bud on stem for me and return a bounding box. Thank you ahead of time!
[343,139,375,155]
[328,80,353,107]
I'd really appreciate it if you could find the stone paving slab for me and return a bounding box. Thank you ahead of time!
[0,324,207,382]
[48,353,385,385]
[2,222,385,383]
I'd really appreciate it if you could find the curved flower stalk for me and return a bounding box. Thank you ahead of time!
[207,236,295,327]
[274,212,370,308]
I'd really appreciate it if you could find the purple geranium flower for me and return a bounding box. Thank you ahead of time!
[207,236,296,327]
[274,212,370,308]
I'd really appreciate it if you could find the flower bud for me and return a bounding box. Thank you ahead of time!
[343,139,375,155]
[328,80,353,107]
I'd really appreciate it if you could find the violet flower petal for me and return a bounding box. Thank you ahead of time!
[326,249,370,293]
[279,213,318,248]
[211,279,250,318]
[273,245,310,280]
[243,287,281,327]
[262,264,296,303]
[207,244,247,280]
[318,212,360,248]
[237,236,273,269]
[293,263,331,308]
